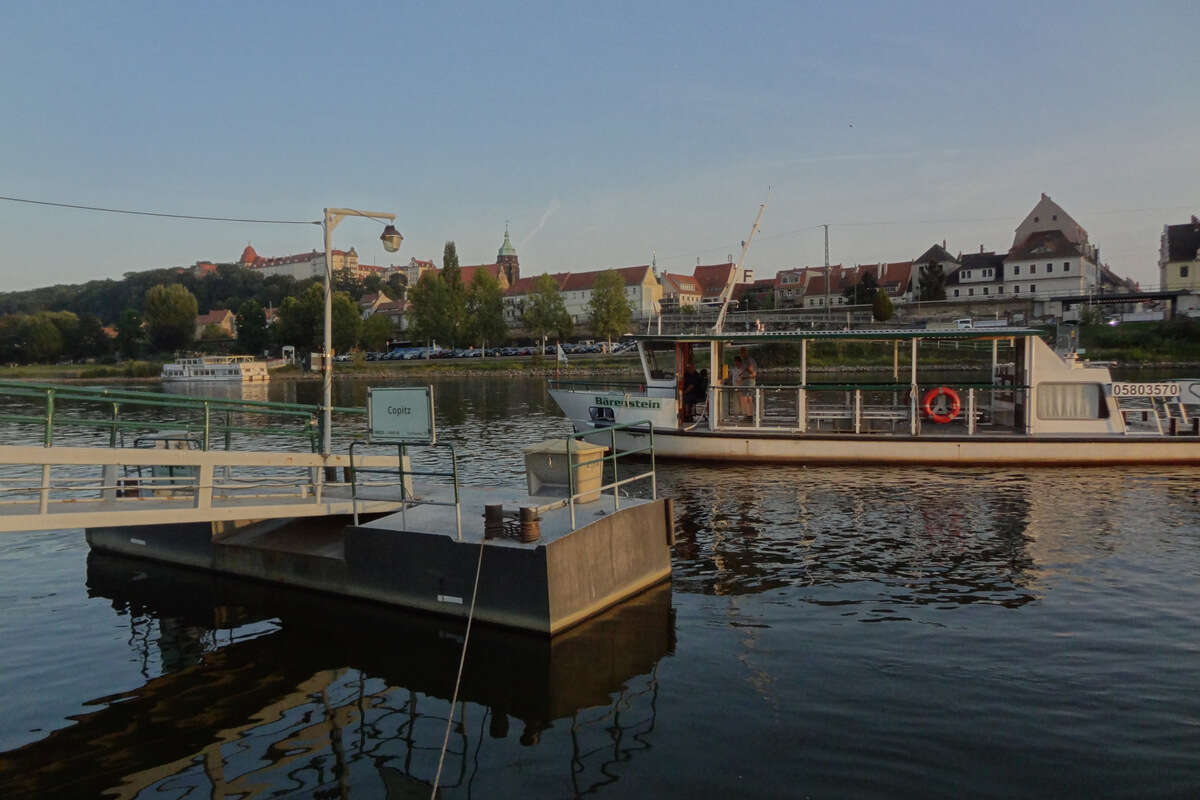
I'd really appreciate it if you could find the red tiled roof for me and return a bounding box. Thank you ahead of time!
[197,309,234,326]
[693,262,736,295]
[662,272,700,293]
[445,264,504,285]
[560,265,652,292]
[795,265,847,295]
[239,245,259,264]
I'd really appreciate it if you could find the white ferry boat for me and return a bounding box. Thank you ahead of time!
[160,355,270,383]
[549,327,1200,465]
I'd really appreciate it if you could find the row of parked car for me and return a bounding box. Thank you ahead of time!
[359,341,638,362]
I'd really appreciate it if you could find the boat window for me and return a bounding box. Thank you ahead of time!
[1036,383,1109,419]
[643,342,677,380]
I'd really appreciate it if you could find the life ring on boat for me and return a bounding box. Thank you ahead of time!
[921,386,961,424]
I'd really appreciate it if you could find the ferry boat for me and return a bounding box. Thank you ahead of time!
[549,327,1200,465]
[160,355,270,383]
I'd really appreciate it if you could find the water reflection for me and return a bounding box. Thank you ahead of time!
[162,381,271,404]
[0,554,674,799]
[665,464,1043,608]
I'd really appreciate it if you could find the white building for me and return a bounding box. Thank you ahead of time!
[1003,194,1100,299]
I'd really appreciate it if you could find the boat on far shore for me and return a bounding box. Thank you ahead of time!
[160,355,270,383]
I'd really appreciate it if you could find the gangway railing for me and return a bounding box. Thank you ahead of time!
[0,380,364,451]
[348,441,462,537]
[567,419,656,529]
[0,444,406,533]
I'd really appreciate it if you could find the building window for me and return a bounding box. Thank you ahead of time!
[953,289,960,297]
[1183,266,1191,278]
[1030,285,1036,292]
[963,270,971,279]
[997,286,1004,293]
[1063,263,1070,272]
[968,288,974,296]
[1014,286,1020,293]
[1047,264,1053,273]
[1014,266,1020,275]
[1031,264,1038,274]
[983,287,989,295]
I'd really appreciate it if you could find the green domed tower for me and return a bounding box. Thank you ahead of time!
[497,225,519,287]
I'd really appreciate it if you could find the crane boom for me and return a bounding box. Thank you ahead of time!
[713,192,769,333]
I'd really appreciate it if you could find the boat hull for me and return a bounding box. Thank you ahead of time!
[582,425,1200,466]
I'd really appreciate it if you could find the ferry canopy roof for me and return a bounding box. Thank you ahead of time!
[632,327,1045,344]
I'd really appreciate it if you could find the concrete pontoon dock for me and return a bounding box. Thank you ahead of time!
[87,483,675,635]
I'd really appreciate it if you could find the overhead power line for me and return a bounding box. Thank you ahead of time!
[0,194,318,225]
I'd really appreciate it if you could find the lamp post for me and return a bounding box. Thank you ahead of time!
[321,208,402,456]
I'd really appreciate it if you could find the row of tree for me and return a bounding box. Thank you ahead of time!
[404,243,634,351]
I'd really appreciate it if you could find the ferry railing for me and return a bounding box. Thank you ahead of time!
[348,441,462,537]
[0,380,364,452]
[566,419,656,530]
[0,445,408,532]
[709,382,1027,435]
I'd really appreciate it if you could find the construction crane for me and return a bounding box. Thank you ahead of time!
[713,190,769,334]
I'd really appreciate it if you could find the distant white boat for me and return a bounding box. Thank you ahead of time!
[160,355,270,383]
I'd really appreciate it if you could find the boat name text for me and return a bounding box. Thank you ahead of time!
[593,395,662,409]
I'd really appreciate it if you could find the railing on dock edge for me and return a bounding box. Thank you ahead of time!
[567,419,656,530]
[348,441,462,537]
[0,380,364,451]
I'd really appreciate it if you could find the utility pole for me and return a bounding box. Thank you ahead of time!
[823,224,830,321]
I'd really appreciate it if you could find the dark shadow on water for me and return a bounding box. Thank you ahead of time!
[0,553,675,800]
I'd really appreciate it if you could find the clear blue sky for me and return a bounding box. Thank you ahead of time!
[1,0,1197,291]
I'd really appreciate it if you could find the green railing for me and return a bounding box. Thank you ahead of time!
[0,380,365,451]
[567,419,656,529]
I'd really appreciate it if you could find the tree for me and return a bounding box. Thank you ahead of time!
[522,274,572,353]
[361,313,395,352]
[331,292,363,353]
[917,260,946,301]
[73,313,111,360]
[588,270,633,347]
[236,299,269,355]
[407,271,453,347]
[872,288,894,322]
[200,323,227,340]
[465,269,507,352]
[441,241,467,345]
[24,314,65,363]
[116,308,145,359]
[143,284,198,352]
[274,284,360,353]
[843,272,879,306]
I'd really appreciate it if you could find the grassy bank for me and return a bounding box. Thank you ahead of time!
[0,361,163,381]
[1079,319,1200,363]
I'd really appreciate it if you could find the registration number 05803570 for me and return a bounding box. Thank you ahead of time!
[1111,382,1179,398]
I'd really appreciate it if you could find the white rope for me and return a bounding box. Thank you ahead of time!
[430,539,486,798]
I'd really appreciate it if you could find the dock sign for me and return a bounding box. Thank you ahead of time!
[367,386,435,444]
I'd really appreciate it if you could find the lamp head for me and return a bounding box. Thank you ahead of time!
[380,225,404,253]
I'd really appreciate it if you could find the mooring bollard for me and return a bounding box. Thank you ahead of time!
[519,506,540,543]
[484,504,504,539]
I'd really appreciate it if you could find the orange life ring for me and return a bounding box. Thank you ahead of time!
[921,386,962,424]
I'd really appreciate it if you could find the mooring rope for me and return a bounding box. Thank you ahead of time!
[430,538,486,798]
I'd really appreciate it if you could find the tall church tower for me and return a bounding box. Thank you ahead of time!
[497,225,519,286]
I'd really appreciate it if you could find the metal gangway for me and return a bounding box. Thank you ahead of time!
[0,380,409,533]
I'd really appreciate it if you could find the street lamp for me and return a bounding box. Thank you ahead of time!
[321,207,400,457]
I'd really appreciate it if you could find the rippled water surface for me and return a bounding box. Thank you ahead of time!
[2,376,1199,798]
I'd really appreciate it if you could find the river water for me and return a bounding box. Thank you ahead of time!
[2,376,1199,798]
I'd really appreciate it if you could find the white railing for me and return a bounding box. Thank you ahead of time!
[0,445,407,533]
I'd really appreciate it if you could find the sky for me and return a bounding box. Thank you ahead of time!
[1,0,1197,292]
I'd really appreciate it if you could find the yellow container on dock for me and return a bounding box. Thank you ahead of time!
[523,438,606,503]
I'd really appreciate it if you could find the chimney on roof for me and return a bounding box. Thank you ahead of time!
[980,244,984,253]
[942,239,946,249]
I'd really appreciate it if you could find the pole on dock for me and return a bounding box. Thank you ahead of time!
[321,207,401,462]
